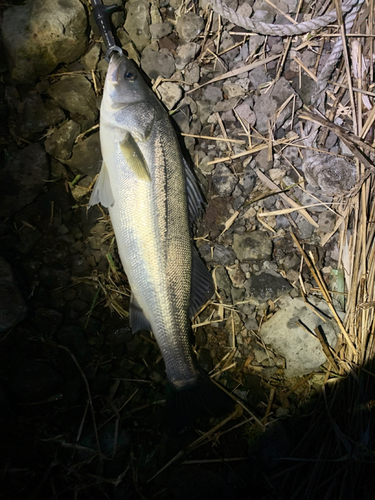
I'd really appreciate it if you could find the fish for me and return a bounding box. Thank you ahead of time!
[89,53,233,433]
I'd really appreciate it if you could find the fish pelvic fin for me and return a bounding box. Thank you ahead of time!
[165,371,234,436]
[89,161,115,208]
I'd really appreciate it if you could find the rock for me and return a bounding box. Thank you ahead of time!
[124,0,151,51]
[295,214,315,240]
[214,97,239,112]
[221,110,236,122]
[237,2,253,18]
[213,245,237,266]
[249,66,269,89]
[223,83,246,98]
[232,231,273,261]
[39,265,71,289]
[150,21,173,40]
[318,210,336,233]
[252,0,275,22]
[233,196,245,210]
[45,120,81,160]
[240,165,257,195]
[231,285,246,303]
[227,263,246,287]
[80,43,101,71]
[198,154,216,175]
[0,257,28,332]
[282,146,300,164]
[172,110,190,134]
[248,270,291,301]
[253,77,302,134]
[47,76,98,130]
[1,0,87,84]
[298,186,332,213]
[219,32,240,63]
[175,42,199,70]
[15,93,65,140]
[184,61,200,84]
[254,148,272,171]
[215,265,232,291]
[212,164,238,196]
[103,0,125,28]
[248,35,266,55]
[65,132,101,182]
[302,155,357,196]
[157,82,182,110]
[176,13,205,42]
[196,100,215,126]
[141,48,175,79]
[203,86,223,104]
[260,297,340,377]
[0,144,49,217]
[234,102,256,127]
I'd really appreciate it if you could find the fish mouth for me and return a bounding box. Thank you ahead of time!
[107,52,124,84]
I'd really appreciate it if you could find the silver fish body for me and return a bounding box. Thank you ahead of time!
[90,54,232,429]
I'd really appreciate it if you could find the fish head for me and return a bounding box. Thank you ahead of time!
[103,53,151,108]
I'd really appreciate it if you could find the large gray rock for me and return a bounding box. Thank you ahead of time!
[0,143,49,217]
[65,133,102,182]
[47,76,98,129]
[1,0,87,84]
[141,48,175,80]
[124,0,151,51]
[176,13,205,42]
[253,77,302,134]
[0,257,28,332]
[232,231,272,261]
[45,120,81,160]
[175,42,199,70]
[248,270,292,302]
[8,92,65,141]
[260,297,339,377]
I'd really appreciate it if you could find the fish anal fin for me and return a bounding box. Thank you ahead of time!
[184,158,205,225]
[119,133,151,182]
[189,246,214,317]
[88,161,115,208]
[129,294,151,333]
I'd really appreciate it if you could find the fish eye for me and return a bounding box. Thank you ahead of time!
[124,71,136,82]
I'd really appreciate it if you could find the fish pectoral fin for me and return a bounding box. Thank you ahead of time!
[189,246,215,317]
[119,133,151,182]
[88,161,115,208]
[129,294,152,333]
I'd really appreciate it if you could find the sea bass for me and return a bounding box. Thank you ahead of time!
[89,53,233,432]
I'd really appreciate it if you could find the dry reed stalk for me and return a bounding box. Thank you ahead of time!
[291,232,356,355]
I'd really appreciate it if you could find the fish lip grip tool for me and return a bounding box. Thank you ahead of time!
[90,0,123,61]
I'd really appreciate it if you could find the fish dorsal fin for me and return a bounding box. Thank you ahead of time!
[184,157,205,225]
[119,133,151,182]
[89,161,115,208]
[189,246,214,317]
[129,294,152,333]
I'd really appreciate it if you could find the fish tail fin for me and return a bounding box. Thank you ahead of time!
[165,372,235,435]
